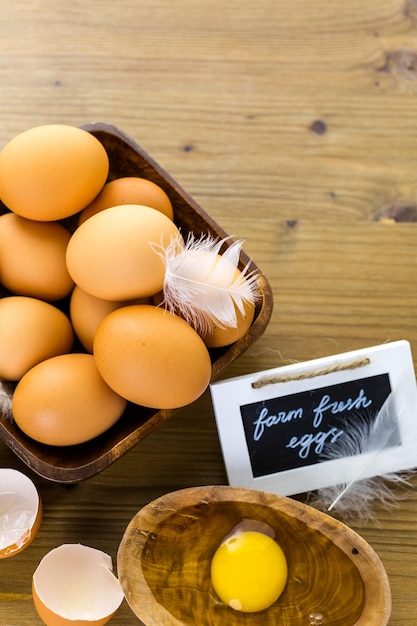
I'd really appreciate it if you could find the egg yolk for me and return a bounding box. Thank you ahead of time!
[211,530,287,613]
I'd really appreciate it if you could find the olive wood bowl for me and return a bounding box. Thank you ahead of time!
[117,485,391,626]
[0,123,273,483]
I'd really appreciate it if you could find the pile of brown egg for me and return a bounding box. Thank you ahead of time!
[0,125,255,447]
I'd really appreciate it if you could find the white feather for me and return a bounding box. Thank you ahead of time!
[308,474,412,525]
[308,390,417,523]
[0,379,13,421]
[152,232,260,335]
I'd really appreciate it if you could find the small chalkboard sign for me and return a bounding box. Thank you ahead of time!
[210,341,417,496]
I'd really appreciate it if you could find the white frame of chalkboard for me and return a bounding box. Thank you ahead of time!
[210,340,417,497]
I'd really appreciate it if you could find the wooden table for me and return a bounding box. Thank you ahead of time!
[1,1,417,623]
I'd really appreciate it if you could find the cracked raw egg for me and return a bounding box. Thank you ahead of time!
[211,528,288,613]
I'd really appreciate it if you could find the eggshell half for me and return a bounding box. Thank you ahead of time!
[0,468,42,559]
[0,125,109,221]
[66,204,182,301]
[12,353,127,446]
[93,304,212,408]
[32,544,124,626]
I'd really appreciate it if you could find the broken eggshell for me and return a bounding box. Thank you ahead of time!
[0,467,42,558]
[32,544,125,626]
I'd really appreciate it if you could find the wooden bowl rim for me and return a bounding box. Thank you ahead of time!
[117,485,392,626]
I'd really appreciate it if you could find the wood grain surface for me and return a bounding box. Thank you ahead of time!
[1,0,417,624]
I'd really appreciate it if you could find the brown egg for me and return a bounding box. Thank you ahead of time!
[0,212,74,301]
[93,304,212,408]
[152,286,254,347]
[69,285,151,353]
[200,262,256,348]
[78,176,174,224]
[0,124,109,221]
[202,297,255,347]
[156,250,257,348]
[12,353,127,446]
[66,204,182,301]
[0,296,74,380]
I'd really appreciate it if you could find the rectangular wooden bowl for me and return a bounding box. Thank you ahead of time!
[0,123,273,483]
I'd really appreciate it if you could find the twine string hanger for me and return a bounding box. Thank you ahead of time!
[251,357,371,389]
